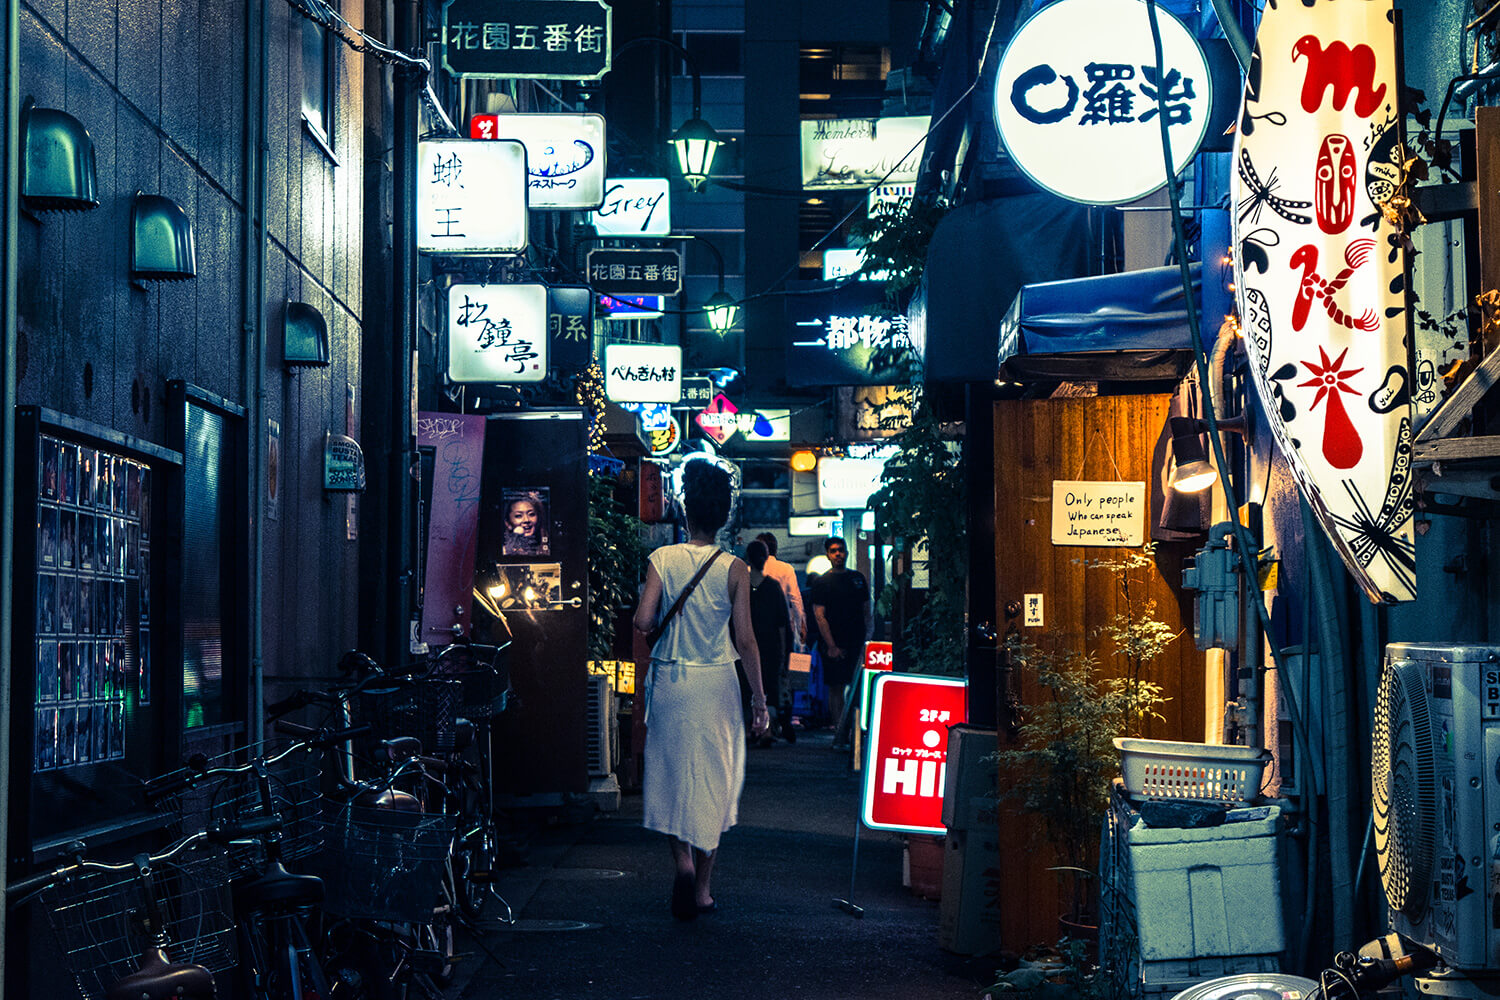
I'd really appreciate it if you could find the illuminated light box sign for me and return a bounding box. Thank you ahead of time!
[469,113,606,210]
[858,641,895,730]
[861,673,968,834]
[992,0,1212,205]
[695,393,739,446]
[786,281,918,387]
[801,116,930,190]
[598,293,663,319]
[442,0,612,81]
[591,178,671,236]
[546,285,594,374]
[696,396,791,445]
[604,343,682,403]
[417,140,529,255]
[587,248,683,296]
[817,455,887,509]
[822,248,889,282]
[788,515,841,537]
[637,414,681,456]
[678,376,714,408]
[446,283,549,383]
[836,384,918,441]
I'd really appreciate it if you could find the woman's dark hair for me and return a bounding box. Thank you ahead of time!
[682,460,732,535]
[745,539,769,571]
[755,531,778,556]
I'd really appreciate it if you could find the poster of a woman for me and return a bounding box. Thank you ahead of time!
[501,488,550,557]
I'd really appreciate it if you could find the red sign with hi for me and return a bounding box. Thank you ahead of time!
[861,673,967,834]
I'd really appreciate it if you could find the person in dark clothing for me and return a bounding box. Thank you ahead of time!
[808,536,871,744]
[743,540,791,746]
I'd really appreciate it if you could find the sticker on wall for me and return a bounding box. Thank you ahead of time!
[1231,0,1413,603]
[490,563,564,610]
[502,488,550,557]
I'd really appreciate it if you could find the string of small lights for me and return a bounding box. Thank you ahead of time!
[575,362,608,455]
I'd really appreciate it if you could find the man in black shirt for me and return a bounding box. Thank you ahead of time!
[809,536,871,743]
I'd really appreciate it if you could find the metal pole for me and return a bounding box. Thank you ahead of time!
[244,0,267,742]
[0,0,19,982]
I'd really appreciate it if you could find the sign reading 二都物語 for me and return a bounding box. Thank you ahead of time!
[1050,480,1146,547]
[992,0,1211,205]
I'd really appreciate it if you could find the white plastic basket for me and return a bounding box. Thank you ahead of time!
[1114,738,1272,805]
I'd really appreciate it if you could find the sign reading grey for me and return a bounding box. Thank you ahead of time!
[679,376,714,407]
[547,285,595,374]
[785,281,917,387]
[586,248,683,296]
[442,0,612,81]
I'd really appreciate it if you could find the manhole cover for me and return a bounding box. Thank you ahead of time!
[505,919,601,932]
[543,868,628,881]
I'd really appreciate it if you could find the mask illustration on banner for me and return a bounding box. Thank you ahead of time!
[1231,0,1414,603]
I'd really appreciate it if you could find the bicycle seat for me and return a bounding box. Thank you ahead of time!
[105,948,215,1000]
[355,786,422,812]
[234,861,324,911]
[382,736,422,761]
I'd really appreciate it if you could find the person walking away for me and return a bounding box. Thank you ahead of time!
[808,536,871,749]
[754,532,803,741]
[633,461,769,921]
[743,540,790,747]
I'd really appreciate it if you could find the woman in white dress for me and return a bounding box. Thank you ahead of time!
[633,459,769,921]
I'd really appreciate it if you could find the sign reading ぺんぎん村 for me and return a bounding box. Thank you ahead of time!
[1231,0,1413,603]
[861,673,967,834]
[1049,480,1145,547]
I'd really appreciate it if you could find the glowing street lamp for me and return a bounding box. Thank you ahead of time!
[614,37,727,192]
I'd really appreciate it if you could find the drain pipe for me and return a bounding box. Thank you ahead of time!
[243,0,267,740]
[0,0,18,981]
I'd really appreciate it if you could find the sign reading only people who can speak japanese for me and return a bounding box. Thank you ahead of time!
[992,0,1211,205]
[1049,480,1146,547]
[442,0,612,81]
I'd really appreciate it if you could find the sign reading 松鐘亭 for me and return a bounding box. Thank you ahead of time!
[992,0,1211,205]
[800,116,929,191]
[603,343,682,404]
[417,140,529,255]
[446,283,549,383]
[469,113,606,210]
[442,0,612,81]
[1049,480,1146,547]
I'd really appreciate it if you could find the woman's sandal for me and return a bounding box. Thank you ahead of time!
[671,872,698,921]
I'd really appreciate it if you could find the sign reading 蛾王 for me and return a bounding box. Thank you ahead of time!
[417,140,529,255]
[1049,480,1145,547]
[442,0,612,81]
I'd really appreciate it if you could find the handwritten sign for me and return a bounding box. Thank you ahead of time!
[1049,480,1145,547]
[800,116,928,191]
[591,177,670,236]
[446,283,548,383]
[417,139,528,255]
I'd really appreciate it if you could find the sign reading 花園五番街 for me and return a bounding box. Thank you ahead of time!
[1050,481,1146,547]
[442,0,612,80]
[992,0,1211,205]
[587,248,683,296]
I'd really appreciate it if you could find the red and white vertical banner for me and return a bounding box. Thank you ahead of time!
[860,673,967,834]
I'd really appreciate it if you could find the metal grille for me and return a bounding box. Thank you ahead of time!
[1373,658,1437,918]
[305,806,454,924]
[353,678,462,753]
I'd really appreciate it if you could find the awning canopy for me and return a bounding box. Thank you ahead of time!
[997,263,1202,383]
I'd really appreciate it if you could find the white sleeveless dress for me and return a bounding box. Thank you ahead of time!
[642,543,745,853]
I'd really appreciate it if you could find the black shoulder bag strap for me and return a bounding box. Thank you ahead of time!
[648,549,724,647]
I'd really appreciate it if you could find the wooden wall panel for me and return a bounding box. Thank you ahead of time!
[991,395,1206,950]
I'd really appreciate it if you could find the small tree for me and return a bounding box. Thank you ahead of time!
[586,472,647,661]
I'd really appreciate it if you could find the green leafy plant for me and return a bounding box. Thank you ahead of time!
[993,547,1173,919]
[869,403,966,675]
[586,472,647,661]
[849,196,948,300]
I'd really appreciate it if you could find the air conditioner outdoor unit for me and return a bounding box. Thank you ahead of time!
[586,674,616,777]
[1374,642,1500,973]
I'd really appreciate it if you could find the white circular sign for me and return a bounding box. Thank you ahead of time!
[993,0,1212,205]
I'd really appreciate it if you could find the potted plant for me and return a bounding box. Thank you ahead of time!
[993,546,1173,934]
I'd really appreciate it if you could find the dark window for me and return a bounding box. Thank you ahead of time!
[674,32,744,77]
[301,16,336,147]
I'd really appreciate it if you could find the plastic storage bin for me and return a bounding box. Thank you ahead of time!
[1115,738,1271,804]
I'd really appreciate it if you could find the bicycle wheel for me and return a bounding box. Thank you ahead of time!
[452,819,501,920]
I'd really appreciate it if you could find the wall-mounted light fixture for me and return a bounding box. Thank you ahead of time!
[21,101,99,212]
[1168,414,1248,493]
[283,301,331,369]
[131,193,196,281]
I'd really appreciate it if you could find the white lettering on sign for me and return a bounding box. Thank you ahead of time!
[1049,480,1146,547]
[868,647,893,667]
[882,758,946,798]
[591,178,671,236]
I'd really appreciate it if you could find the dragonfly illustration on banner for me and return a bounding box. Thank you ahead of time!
[1231,0,1415,603]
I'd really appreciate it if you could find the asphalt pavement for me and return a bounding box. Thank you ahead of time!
[452,728,993,1000]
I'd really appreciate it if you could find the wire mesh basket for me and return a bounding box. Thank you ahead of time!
[36,842,238,1000]
[305,805,454,924]
[429,652,509,721]
[353,678,463,753]
[155,739,327,877]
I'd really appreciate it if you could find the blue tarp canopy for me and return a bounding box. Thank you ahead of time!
[996,263,1201,383]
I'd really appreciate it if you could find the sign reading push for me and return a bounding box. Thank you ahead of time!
[442,0,612,81]
[861,673,967,835]
[586,248,683,296]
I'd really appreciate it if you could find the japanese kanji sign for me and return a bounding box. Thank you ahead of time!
[586,248,683,296]
[862,673,967,834]
[992,0,1211,205]
[446,283,548,383]
[591,178,671,237]
[546,285,594,374]
[787,281,917,386]
[603,343,682,403]
[442,0,612,81]
[800,116,929,190]
[678,376,713,407]
[417,140,528,255]
[468,113,607,210]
